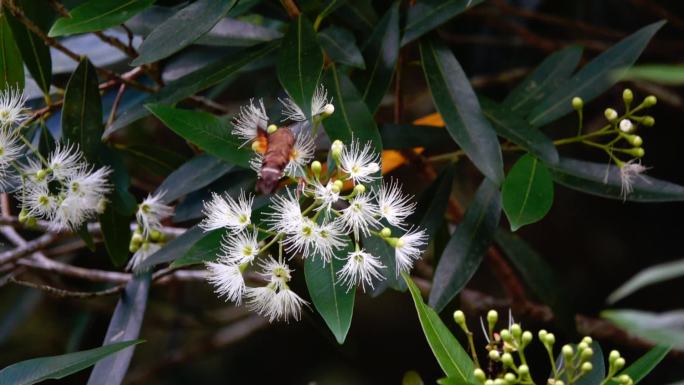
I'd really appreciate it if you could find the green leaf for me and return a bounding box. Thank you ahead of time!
[87,273,150,385]
[608,258,684,304]
[364,230,404,292]
[619,64,684,86]
[171,230,223,268]
[620,345,670,384]
[412,164,456,241]
[105,42,277,137]
[76,222,96,251]
[503,45,583,115]
[603,309,684,350]
[529,21,665,127]
[379,124,453,150]
[0,12,24,90]
[48,0,154,37]
[402,0,483,46]
[480,98,559,165]
[353,2,399,113]
[0,340,143,385]
[99,146,137,216]
[157,154,234,203]
[305,241,356,344]
[116,143,187,177]
[6,0,52,95]
[336,0,378,33]
[547,157,684,202]
[277,15,323,120]
[136,225,205,270]
[319,26,365,69]
[61,57,102,162]
[131,0,238,65]
[403,273,475,382]
[99,203,132,267]
[501,154,554,231]
[145,104,252,168]
[420,38,504,184]
[429,178,501,311]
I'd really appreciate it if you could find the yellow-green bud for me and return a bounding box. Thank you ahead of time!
[642,116,655,127]
[267,124,278,134]
[331,184,341,194]
[493,379,505,385]
[643,95,657,107]
[625,147,645,158]
[581,362,593,372]
[251,141,261,152]
[609,350,620,363]
[380,227,392,238]
[129,243,140,253]
[473,368,486,382]
[555,381,565,385]
[504,373,516,383]
[544,333,556,346]
[623,89,634,104]
[521,331,532,345]
[18,209,28,223]
[581,336,593,345]
[311,160,322,175]
[626,134,643,147]
[518,365,529,376]
[617,375,632,384]
[538,329,548,340]
[562,345,574,358]
[614,357,626,370]
[500,329,512,342]
[581,347,594,361]
[604,108,618,121]
[487,309,498,326]
[488,350,500,361]
[131,232,143,245]
[501,353,513,366]
[36,169,48,181]
[484,380,494,385]
[510,324,522,338]
[331,140,344,158]
[354,184,366,194]
[322,103,335,117]
[150,229,162,242]
[572,97,583,110]
[26,217,37,228]
[453,310,466,326]
[333,179,344,189]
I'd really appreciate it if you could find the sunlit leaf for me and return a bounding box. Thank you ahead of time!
[157,154,234,203]
[619,64,684,86]
[608,258,684,304]
[48,0,154,37]
[620,345,670,384]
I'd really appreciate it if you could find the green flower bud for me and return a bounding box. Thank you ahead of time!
[18,209,28,223]
[267,124,278,134]
[380,227,392,238]
[487,309,498,326]
[488,350,500,361]
[493,379,505,385]
[500,329,512,342]
[510,323,522,338]
[521,331,533,345]
[36,169,48,181]
[627,134,643,147]
[582,336,593,345]
[518,365,529,376]
[555,381,565,385]
[333,179,344,189]
[129,243,140,253]
[623,89,634,104]
[572,97,584,110]
[643,95,657,107]
[150,229,162,242]
[331,184,341,194]
[604,108,618,121]
[484,380,494,385]
[453,310,466,326]
[614,357,626,370]
[609,350,620,363]
[562,345,574,359]
[473,368,486,382]
[642,116,655,127]
[581,362,593,373]
[504,373,516,383]
[354,184,366,194]
[581,348,594,361]
[617,375,632,384]
[538,329,548,340]
[544,333,556,346]
[624,147,645,158]
[577,342,588,351]
[501,352,514,366]
[26,217,37,228]
[311,160,322,175]
[331,140,344,159]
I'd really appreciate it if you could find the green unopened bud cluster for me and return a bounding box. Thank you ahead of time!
[450,309,633,385]
[129,226,166,254]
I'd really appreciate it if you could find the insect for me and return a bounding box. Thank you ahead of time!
[254,125,296,194]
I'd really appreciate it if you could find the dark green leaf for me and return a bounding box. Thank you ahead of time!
[157,154,234,203]
[277,15,323,120]
[608,258,684,304]
[547,157,684,202]
[146,104,252,168]
[0,340,142,385]
[402,0,483,46]
[6,0,52,95]
[380,124,453,150]
[105,42,277,137]
[501,154,554,231]
[87,273,150,385]
[335,0,378,33]
[131,0,238,65]
[480,97,558,165]
[620,345,670,384]
[137,225,205,270]
[319,26,364,69]
[99,146,137,216]
[429,178,501,311]
[354,2,399,113]
[411,164,455,241]
[0,12,24,90]
[403,273,475,382]
[48,0,154,37]
[603,309,684,349]
[62,58,103,162]
[117,143,187,177]
[76,222,96,251]
[364,230,404,293]
[99,203,132,267]
[503,45,583,115]
[171,230,223,268]
[305,240,355,344]
[420,38,504,184]
[529,21,665,127]
[37,124,56,158]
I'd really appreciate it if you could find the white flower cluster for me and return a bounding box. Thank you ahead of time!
[128,191,174,271]
[202,98,428,322]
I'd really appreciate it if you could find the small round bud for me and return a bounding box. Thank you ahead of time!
[26,217,37,228]
[501,353,513,366]
[555,381,565,385]
[521,331,533,345]
[331,184,341,194]
[572,97,583,110]
[251,141,261,152]
[267,124,278,134]
[453,310,466,325]
[487,310,498,325]
[581,362,593,373]
[629,135,643,147]
[581,348,594,361]
[493,379,505,385]
[129,243,140,253]
[488,350,500,361]
[562,345,574,358]
[642,116,655,127]
[354,184,366,194]
[623,89,634,104]
[544,333,556,346]
[577,342,588,351]
[581,336,593,345]
[380,227,392,238]
[504,373,516,383]
[518,365,529,376]
[510,323,522,338]
[18,209,28,223]
[484,380,494,385]
[626,147,645,158]
[311,160,322,175]
[538,329,548,340]
[643,95,657,107]
[36,169,48,181]
[614,357,626,370]
[331,140,344,158]
[333,179,344,189]
[619,119,634,133]
[500,329,512,342]
[131,232,143,245]
[473,368,486,382]
[322,103,335,117]
[367,162,380,173]
[617,375,631,384]
[609,350,620,362]
[605,108,618,121]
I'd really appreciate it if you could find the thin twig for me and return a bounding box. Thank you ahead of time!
[0,232,60,265]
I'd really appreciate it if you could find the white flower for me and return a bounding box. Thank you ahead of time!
[0,128,24,188]
[232,98,268,146]
[338,193,380,236]
[48,143,83,181]
[339,139,380,184]
[263,189,302,234]
[245,286,279,320]
[308,180,340,214]
[280,84,332,122]
[283,216,318,258]
[248,153,264,176]
[22,182,56,220]
[64,166,112,208]
[619,119,634,133]
[219,230,260,265]
[127,241,162,272]
[137,191,173,237]
[619,160,648,200]
[394,228,428,274]
[0,88,28,127]
[284,132,315,177]
[313,220,346,263]
[378,179,415,228]
[53,194,92,230]
[257,256,293,290]
[273,288,307,322]
[200,190,253,233]
[206,261,246,305]
[337,249,385,292]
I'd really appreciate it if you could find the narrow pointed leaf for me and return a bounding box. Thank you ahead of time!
[136,225,205,270]
[403,273,475,382]
[0,13,24,90]
[410,163,456,240]
[379,124,453,150]
[170,229,223,268]
[503,45,583,115]
[48,0,154,37]
[277,15,323,120]
[402,0,484,46]
[131,0,238,65]
[502,154,554,231]
[354,2,399,113]
[305,241,356,344]
[364,229,404,292]
[608,258,684,304]
[62,57,102,162]
[547,157,684,202]
[420,38,503,184]
[87,273,151,385]
[99,204,132,268]
[429,178,501,311]
[620,345,671,384]
[319,26,365,69]
[146,104,252,168]
[602,310,684,349]
[157,154,234,203]
[0,340,142,385]
[529,21,665,127]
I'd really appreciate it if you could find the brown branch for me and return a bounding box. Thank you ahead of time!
[280,0,301,18]
[0,232,60,265]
